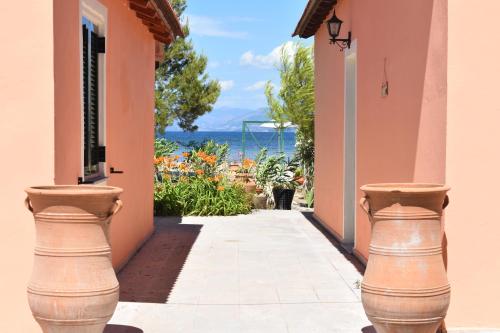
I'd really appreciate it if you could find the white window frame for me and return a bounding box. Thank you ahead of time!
[79,0,107,183]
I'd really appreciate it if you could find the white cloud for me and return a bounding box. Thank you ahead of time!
[219,80,235,91]
[188,15,248,39]
[240,41,298,69]
[245,81,274,91]
[215,94,267,109]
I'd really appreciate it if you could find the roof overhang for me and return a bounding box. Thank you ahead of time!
[293,0,337,38]
[128,0,184,45]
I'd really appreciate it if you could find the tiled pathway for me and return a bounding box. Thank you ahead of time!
[108,210,371,333]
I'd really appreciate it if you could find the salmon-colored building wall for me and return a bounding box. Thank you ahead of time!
[314,0,447,260]
[53,0,155,269]
[0,2,55,331]
[313,20,345,241]
[101,0,155,269]
[445,0,500,328]
[313,0,500,328]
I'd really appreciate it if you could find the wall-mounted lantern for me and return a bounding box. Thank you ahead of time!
[327,10,351,51]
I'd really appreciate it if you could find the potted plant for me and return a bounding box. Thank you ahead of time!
[294,167,305,186]
[270,158,299,210]
[253,149,274,208]
[235,158,255,185]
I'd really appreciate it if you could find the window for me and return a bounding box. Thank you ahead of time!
[81,10,106,182]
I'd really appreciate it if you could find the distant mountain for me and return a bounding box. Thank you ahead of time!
[168,107,272,132]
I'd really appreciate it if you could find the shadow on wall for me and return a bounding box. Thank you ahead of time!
[104,325,143,333]
[117,216,202,303]
[301,212,365,275]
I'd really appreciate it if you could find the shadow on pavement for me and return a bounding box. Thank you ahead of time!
[117,216,202,303]
[104,324,144,333]
[301,211,365,275]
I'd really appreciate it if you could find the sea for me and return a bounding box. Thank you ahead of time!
[163,131,297,162]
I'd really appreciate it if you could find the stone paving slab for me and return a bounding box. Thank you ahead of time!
[108,210,371,332]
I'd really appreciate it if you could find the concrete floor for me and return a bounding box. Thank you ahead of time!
[107,210,372,333]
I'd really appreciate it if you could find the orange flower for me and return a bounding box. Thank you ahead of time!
[217,185,225,191]
[204,155,217,166]
[195,169,204,175]
[197,151,207,159]
[213,175,221,182]
[182,152,190,158]
[174,155,180,161]
[243,158,255,169]
[207,177,213,182]
[178,163,188,171]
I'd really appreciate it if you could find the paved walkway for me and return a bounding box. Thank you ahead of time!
[107,210,371,333]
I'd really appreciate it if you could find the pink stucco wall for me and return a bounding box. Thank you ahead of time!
[0,0,155,329]
[313,0,500,328]
[313,19,345,241]
[0,2,55,331]
[54,0,155,269]
[445,0,500,328]
[100,0,155,269]
[314,0,447,259]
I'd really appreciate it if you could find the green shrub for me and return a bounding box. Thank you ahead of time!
[154,177,252,216]
[154,139,252,216]
[155,138,179,158]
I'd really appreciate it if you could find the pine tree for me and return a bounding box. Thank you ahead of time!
[155,0,221,135]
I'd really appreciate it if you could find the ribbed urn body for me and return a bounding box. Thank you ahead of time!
[360,184,450,333]
[25,186,123,333]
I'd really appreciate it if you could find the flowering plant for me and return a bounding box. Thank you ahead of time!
[153,139,251,216]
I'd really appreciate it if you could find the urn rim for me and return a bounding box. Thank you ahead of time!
[25,185,123,196]
[360,183,450,193]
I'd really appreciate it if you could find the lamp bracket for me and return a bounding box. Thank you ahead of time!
[330,31,352,51]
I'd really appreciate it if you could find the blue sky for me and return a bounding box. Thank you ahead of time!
[184,0,311,111]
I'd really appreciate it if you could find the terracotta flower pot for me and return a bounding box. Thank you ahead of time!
[359,183,450,333]
[25,185,123,333]
[252,193,268,209]
[294,176,305,186]
[244,180,257,193]
[235,172,250,183]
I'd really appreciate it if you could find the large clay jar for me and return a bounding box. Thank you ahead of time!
[359,183,450,333]
[244,180,257,193]
[25,185,123,333]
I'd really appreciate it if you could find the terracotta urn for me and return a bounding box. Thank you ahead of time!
[294,176,305,186]
[229,163,240,173]
[359,183,450,333]
[25,185,123,333]
[244,180,257,193]
[235,172,250,184]
[252,193,268,209]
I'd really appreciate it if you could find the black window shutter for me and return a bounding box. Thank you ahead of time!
[89,31,100,167]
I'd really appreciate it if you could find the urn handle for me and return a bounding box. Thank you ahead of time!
[24,196,34,213]
[443,195,449,209]
[109,199,123,217]
[360,196,371,217]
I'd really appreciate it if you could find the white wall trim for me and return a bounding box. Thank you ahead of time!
[342,39,357,245]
